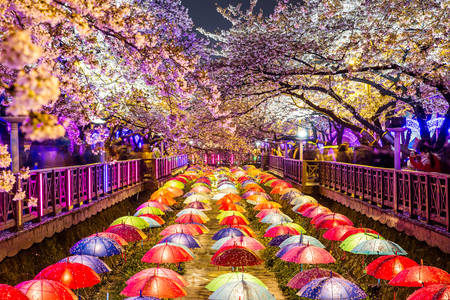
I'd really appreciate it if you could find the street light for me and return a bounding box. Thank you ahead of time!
[296,127,308,161]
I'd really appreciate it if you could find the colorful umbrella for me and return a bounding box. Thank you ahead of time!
[389,265,450,287]
[220,215,249,226]
[121,275,187,298]
[216,194,241,205]
[281,245,335,264]
[256,209,282,219]
[246,194,269,205]
[264,225,302,237]
[159,233,201,249]
[184,193,210,203]
[217,211,246,221]
[124,295,160,300]
[209,280,275,300]
[0,284,29,300]
[260,213,293,224]
[231,225,255,237]
[267,222,306,233]
[90,232,128,246]
[314,217,354,229]
[219,203,245,212]
[190,185,211,194]
[16,279,77,300]
[175,214,206,224]
[279,234,325,249]
[340,228,380,240]
[206,273,266,291]
[268,234,292,246]
[136,216,162,228]
[351,238,407,255]
[301,206,331,218]
[160,224,200,236]
[164,180,184,189]
[323,225,356,241]
[138,214,165,225]
[366,255,418,280]
[185,201,210,210]
[220,236,265,251]
[297,275,367,300]
[135,207,165,216]
[59,255,112,274]
[340,233,382,252]
[212,228,245,240]
[35,262,100,289]
[110,216,153,229]
[149,195,176,206]
[211,246,263,267]
[142,243,193,264]
[406,284,450,300]
[70,236,123,257]
[295,203,319,214]
[287,268,343,289]
[106,224,147,242]
[137,202,168,212]
[127,268,188,287]
[254,202,282,210]
[212,237,233,250]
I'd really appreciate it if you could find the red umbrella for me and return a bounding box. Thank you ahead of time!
[35,262,100,289]
[0,284,29,300]
[220,236,265,251]
[211,246,263,267]
[301,206,331,218]
[296,203,318,214]
[287,268,343,289]
[281,245,335,264]
[90,232,128,246]
[219,203,244,212]
[264,225,300,237]
[160,224,200,236]
[121,275,187,298]
[220,215,248,226]
[323,226,356,241]
[106,224,147,242]
[16,279,77,300]
[175,214,206,224]
[389,264,450,287]
[315,218,354,230]
[366,255,419,281]
[340,228,380,240]
[139,214,165,225]
[217,194,241,205]
[142,243,193,264]
[126,268,188,287]
[406,284,450,300]
[270,180,292,188]
[311,213,352,225]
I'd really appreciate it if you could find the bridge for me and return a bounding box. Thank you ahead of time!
[265,155,450,253]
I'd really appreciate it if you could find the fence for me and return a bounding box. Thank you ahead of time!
[268,155,450,231]
[147,155,189,180]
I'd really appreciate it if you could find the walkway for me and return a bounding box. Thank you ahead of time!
[183,197,286,299]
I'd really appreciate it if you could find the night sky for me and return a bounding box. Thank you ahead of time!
[181,0,278,31]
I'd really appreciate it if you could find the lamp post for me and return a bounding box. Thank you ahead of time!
[0,116,27,172]
[386,117,407,170]
[297,128,308,161]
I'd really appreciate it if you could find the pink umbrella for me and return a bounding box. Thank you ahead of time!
[281,245,335,264]
[287,268,343,289]
[126,268,188,287]
[220,236,265,251]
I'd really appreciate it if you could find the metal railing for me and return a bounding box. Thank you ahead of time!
[268,155,450,231]
[144,154,189,180]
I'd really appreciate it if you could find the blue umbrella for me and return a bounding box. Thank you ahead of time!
[261,213,293,224]
[211,237,232,250]
[297,275,367,300]
[70,236,123,257]
[276,243,305,258]
[139,216,162,228]
[279,234,325,249]
[209,280,275,300]
[159,233,201,248]
[351,238,407,255]
[268,234,291,246]
[212,228,245,240]
[58,255,111,274]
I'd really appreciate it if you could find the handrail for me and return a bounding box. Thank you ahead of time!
[267,155,450,231]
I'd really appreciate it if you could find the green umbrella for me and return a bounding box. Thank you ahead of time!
[110,216,150,230]
[192,182,210,188]
[351,238,407,255]
[340,233,383,252]
[216,211,246,221]
[206,272,267,291]
[267,222,306,234]
[134,207,164,216]
[264,179,277,186]
[164,180,184,189]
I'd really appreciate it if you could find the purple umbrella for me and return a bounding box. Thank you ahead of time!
[287,268,343,289]
[58,255,111,274]
[268,234,292,246]
[297,274,367,299]
[276,243,303,258]
[212,228,245,240]
[158,233,201,248]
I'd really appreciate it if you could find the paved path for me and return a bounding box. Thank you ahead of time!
[182,201,286,299]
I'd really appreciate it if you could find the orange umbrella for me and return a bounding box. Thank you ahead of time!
[254,202,282,210]
[247,195,268,204]
[151,189,176,200]
[217,194,241,205]
[270,185,289,194]
[164,186,183,197]
[246,186,265,193]
[219,203,245,212]
[150,195,176,206]
[243,183,262,191]
[121,275,187,298]
[231,225,256,237]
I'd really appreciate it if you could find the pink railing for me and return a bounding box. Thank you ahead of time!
[148,155,189,180]
[267,156,450,231]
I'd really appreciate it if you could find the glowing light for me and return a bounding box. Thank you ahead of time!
[38,173,44,216]
[297,128,308,139]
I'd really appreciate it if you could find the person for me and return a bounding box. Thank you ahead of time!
[336,143,352,163]
[409,147,441,172]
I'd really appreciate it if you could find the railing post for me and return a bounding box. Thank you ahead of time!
[52,170,58,215]
[87,167,92,202]
[65,169,72,210]
[393,170,398,213]
[425,174,430,223]
[15,178,23,230]
[37,172,44,221]
[446,176,449,231]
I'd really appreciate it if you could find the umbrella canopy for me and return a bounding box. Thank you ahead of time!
[185,201,210,210]
[175,214,206,224]
[135,207,165,216]
[256,209,282,219]
[270,185,290,194]
[302,206,332,218]
[165,180,185,190]
[220,236,265,251]
[134,217,162,229]
[217,211,246,221]
[142,243,193,264]
[70,236,123,257]
[231,225,255,237]
[121,275,187,298]
[323,226,356,241]
[212,237,233,250]
[340,233,382,252]
[297,276,367,300]
[159,233,201,249]
[211,246,263,267]
[149,195,176,206]
[246,194,269,204]
[220,215,249,226]
[295,203,319,214]
[206,273,266,291]
[269,180,292,188]
[190,185,211,194]
[340,228,380,240]
[160,224,200,236]
[16,279,77,300]
[267,222,306,233]
[366,255,419,281]
[351,238,407,256]
[281,245,336,264]
[209,280,275,300]
[406,284,450,300]
[212,227,245,240]
[34,262,100,289]
[137,202,168,212]
[90,232,128,246]
[124,296,160,300]
[110,216,153,230]
[254,202,282,210]
[389,265,450,287]
[127,268,188,287]
[287,268,343,289]
[106,224,147,242]
[138,214,165,225]
[264,225,303,237]
[59,255,112,274]
[219,203,245,212]
[314,217,354,230]
[0,284,29,300]
[164,186,184,197]
[184,194,210,204]
[261,213,293,224]
[217,194,241,205]
[279,234,325,249]
[268,234,292,246]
